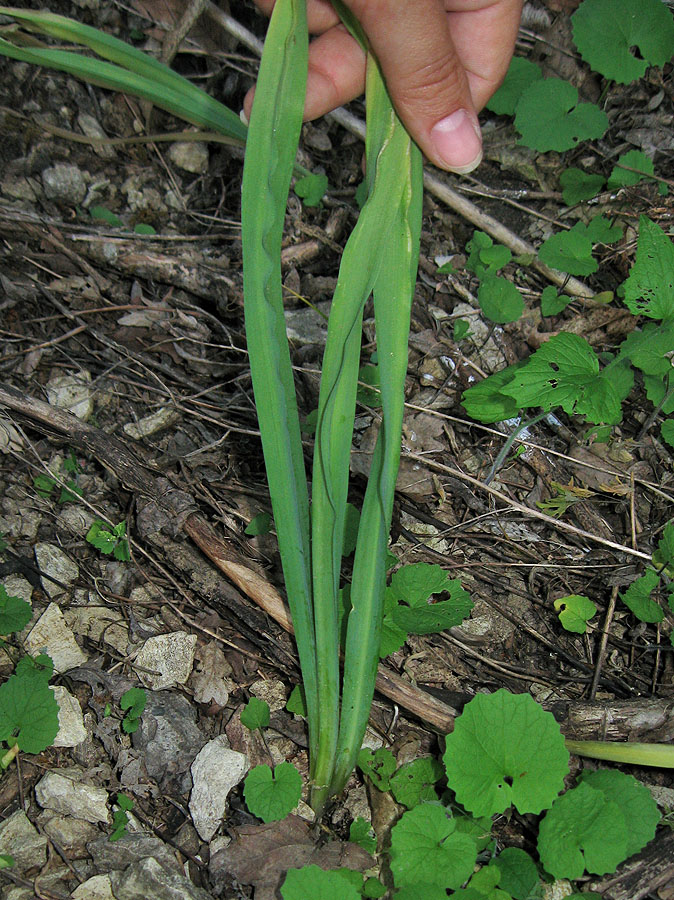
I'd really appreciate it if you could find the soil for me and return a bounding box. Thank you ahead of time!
[0,1,673,898]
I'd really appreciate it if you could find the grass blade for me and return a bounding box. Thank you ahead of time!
[241,0,318,750]
[330,57,422,795]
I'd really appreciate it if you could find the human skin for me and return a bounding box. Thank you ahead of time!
[245,0,524,173]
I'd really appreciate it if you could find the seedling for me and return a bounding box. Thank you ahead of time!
[348,816,376,854]
[33,451,83,503]
[110,793,134,841]
[0,653,59,768]
[86,519,131,562]
[119,687,146,734]
[555,595,597,634]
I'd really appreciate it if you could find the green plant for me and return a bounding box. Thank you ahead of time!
[0,652,59,768]
[110,793,134,841]
[33,451,83,503]
[119,687,146,734]
[240,696,271,730]
[86,519,131,562]
[241,0,422,814]
[243,762,303,822]
[555,594,597,634]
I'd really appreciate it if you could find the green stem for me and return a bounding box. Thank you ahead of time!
[484,411,548,485]
[566,739,674,768]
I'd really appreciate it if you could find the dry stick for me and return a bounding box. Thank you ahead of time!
[207,4,593,299]
[588,586,618,701]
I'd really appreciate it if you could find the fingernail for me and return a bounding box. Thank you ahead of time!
[430,109,483,173]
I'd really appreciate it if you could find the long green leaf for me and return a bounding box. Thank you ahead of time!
[331,57,422,795]
[241,0,318,752]
[0,8,248,141]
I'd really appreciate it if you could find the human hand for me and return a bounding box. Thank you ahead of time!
[245,0,523,173]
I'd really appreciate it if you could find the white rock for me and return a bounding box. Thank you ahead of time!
[189,737,249,841]
[25,603,88,673]
[34,542,79,599]
[0,809,47,872]
[35,770,110,824]
[46,370,94,420]
[72,874,116,900]
[250,678,287,712]
[134,631,197,690]
[123,406,181,440]
[0,574,32,605]
[169,140,209,174]
[52,686,87,747]
[65,606,129,656]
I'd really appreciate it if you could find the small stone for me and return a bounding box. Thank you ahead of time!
[34,542,79,599]
[189,737,249,841]
[285,302,331,345]
[64,606,129,656]
[0,574,32,605]
[57,505,96,536]
[134,631,197,690]
[87,833,181,874]
[35,770,110,824]
[52,685,87,747]
[25,603,88,673]
[250,678,287,712]
[123,407,181,440]
[133,691,205,790]
[46,370,94,420]
[168,141,209,174]
[77,113,115,159]
[110,856,214,900]
[41,163,88,205]
[38,811,99,857]
[0,175,41,202]
[0,810,48,872]
[72,874,116,900]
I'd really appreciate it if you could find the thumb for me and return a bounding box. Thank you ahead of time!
[348,0,482,173]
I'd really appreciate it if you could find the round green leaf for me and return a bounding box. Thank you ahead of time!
[579,769,660,858]
[240,696,270,731]
[390,757,444,809]
[0,671,59,754]
[486,56,543,117]
[0,587,32,636]
[389,804,477,891]
[515,79,608,152]
[560,167,605,205]
[282,865,361,900]
[491,847,539,900]
[540,286,571,317]
[608,150,655,190]
[538,781,628,879]
[661,419,674,449]
[390,563,450,604]
[539,229,597,277]
[443,690,569,817]
[572,0,674,84]
[243,762,302,822]
[478,276,524,324]
[554,595,597,634]
[393,885,449,900]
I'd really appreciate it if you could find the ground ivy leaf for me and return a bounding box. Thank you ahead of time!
[618,321,674,376]
[486,56,543,116]
[0,586,32,636]
[501,333,621,424]
[243,762,301,822]
[478,276,524,324]
[390,563,451,605]
[538,781,628,879]
[466,231,494,278]
[540,286,572,317]
[554,595,597,634]
[653,521,674,573]
[582,216,622,244]
[619,568,664,623]
[623,216,674,320]
[392,586,473,635]
[244,512,272,536]
[357,747,396,790]
[571,0,674,84]
[515,79,608,152]
[390,757,444,809]
[608,150,655,190]
[539,229,597,277]
[349,816,377,854]
[579,770,660,857]
[461,367,522,424]
[281,865,361,900]
[389,803,477,891]
[379,613,408,658]
[0,671,60,754]
[286,683,307,717]
[480,244,512,271]
[560,167,605,205]
[293,173,328,207]
[240,696,270,731]
[490,847,539,900]
[453,813,494,852]
[662,419,674,449]
[443,690,569,817]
